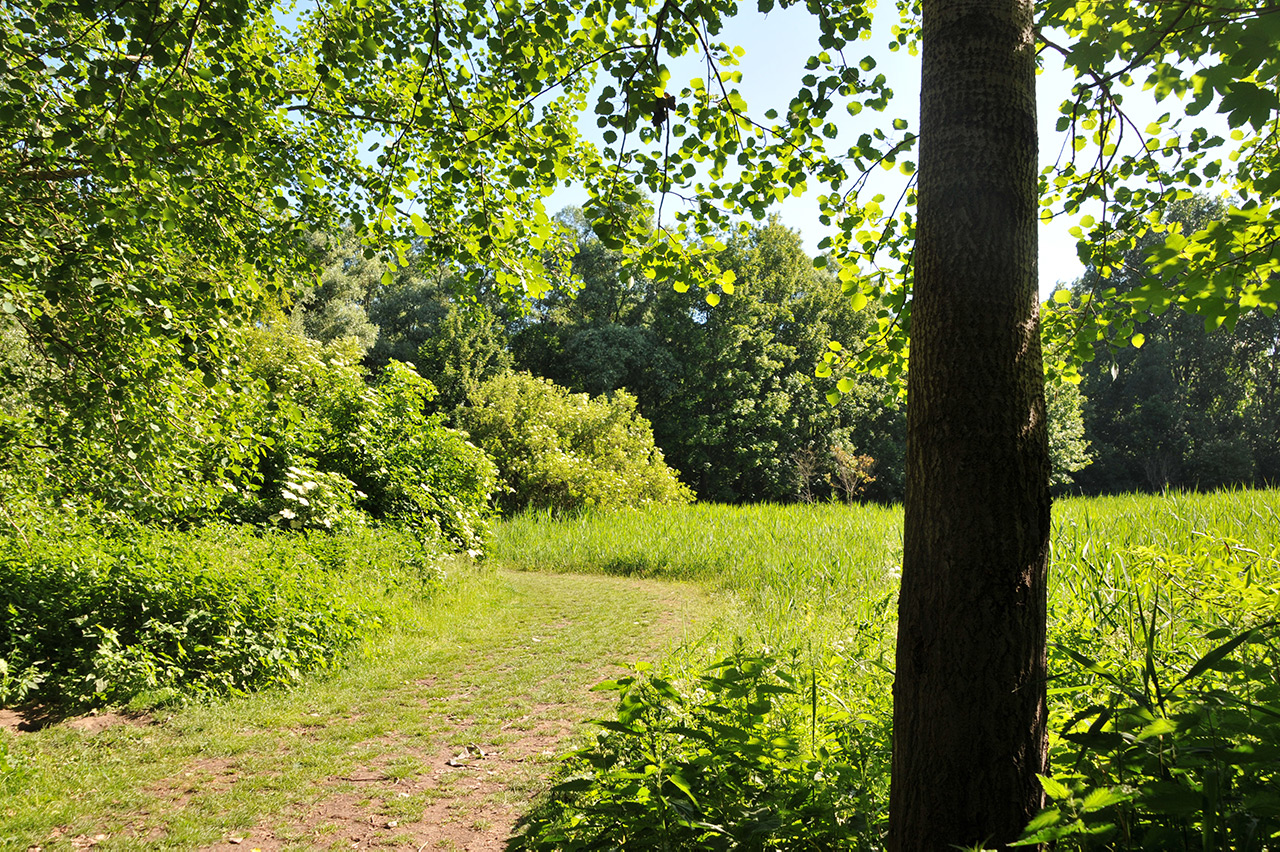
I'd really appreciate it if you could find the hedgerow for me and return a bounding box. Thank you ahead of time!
[0,514,443,711]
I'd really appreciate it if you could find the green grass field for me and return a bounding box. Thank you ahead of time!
[494,490,1280,652]
[498,490,1280,849]
[2,491,1274,849]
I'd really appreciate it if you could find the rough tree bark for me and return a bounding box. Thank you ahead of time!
[888,0,1051,847]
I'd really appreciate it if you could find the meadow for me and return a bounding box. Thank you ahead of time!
[499,490,1280,850]
[1,491,1275,849]
[495,491,1279,661]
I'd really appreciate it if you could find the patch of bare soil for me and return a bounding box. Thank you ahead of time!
[0,707,152,734]
[205,726,572,852]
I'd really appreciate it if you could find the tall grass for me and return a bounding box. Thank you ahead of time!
[496,490,1278,632]
[494,489,1280,686]
[494,501,904,651]
[504,490,1280,850]
[1050,490,1280,670]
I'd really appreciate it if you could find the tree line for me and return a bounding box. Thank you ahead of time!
[294,201,1273,507]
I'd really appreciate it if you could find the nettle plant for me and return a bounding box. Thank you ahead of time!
[517,648,894,851]
[1020,535,1280,849]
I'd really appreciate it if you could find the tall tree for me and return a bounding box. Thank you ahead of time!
[514,216,907,503]
[890,0,1050,845]
[1072,199,1278,494]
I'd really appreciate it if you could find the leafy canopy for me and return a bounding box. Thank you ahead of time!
[1,0,1275,498]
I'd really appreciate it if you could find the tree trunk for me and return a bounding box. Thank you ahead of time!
[887,0,1050,847]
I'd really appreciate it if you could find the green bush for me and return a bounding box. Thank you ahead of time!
[515,649,891,851]
[230,326,498,551]
[0,515,443,711]
[460,372,693,515]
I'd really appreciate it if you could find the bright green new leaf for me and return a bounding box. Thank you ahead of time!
[1038,774,1071,801]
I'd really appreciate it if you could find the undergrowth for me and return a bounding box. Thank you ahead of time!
[0,513,445,712]
[514,645,894,851]
[505,490,1280,851]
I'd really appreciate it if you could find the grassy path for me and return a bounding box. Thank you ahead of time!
[0,568,719,851]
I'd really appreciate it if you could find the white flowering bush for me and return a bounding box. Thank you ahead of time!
[226,327,497,551]
[265,465,366,533]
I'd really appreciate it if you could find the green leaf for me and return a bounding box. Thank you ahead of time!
[1038,774,1071,801]
[1023,807,1063,832]
[1136,717,1176,740]
[1081,787,1131,812]
[1177,624,1270,688]
[665,770,698,804]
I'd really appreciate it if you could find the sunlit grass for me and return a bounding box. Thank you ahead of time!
[494,489,1280,656]
[494,501,904,652]
[0,565,719,849]
[1049,488,1280,675]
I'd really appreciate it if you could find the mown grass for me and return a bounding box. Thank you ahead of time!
[0,565,718,850]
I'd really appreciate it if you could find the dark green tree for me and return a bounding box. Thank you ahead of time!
[415,301,514,414]
[1073,199,1276,493]
[514,215,906,503]
[650,220,904,503]
[511,207,677,402]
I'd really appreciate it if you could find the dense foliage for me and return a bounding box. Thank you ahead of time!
[2,0,1276,842]
[514,216,893,502]
[1072,203,1280,494]
[0,513,443,711]
[228,326,497,551]
[285,214,1111,503]
[516,651,893,851]
[459,371,693,514]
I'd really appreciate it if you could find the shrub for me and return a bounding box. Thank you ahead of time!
[0,515,443,711]
[459,372,693,515]
[515,649,892,851]
[231,327,498,551]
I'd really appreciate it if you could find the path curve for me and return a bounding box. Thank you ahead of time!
[1,568,715,852]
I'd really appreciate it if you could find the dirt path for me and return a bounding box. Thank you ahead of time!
[0,569,717,851]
